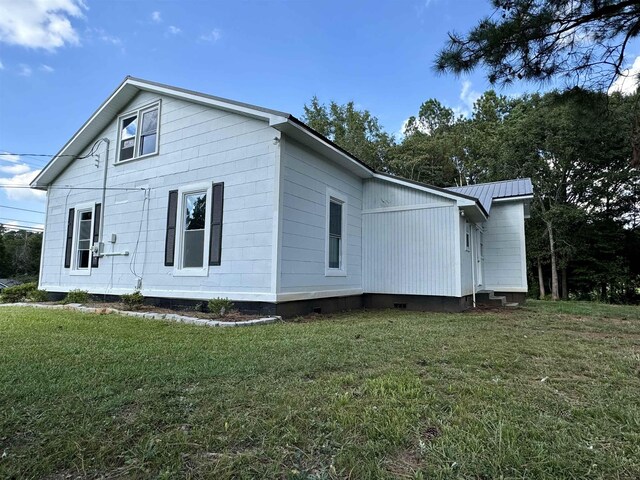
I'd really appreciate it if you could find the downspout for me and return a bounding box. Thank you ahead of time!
[99,138,110,246]
[470,224,476,308]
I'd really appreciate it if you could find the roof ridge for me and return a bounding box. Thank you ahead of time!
[447,177,531,189]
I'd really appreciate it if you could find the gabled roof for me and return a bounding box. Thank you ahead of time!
[446,178,533,213]
[29,76,512,222]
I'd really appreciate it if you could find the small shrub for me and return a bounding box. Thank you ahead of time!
[28,289,49,302]
[64,289,89,304]
[208,297,234,317]
[121,290,144,310]
[0,282,38,303]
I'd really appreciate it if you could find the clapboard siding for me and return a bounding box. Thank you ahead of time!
[279,138,363,293]
[40,90,277,300]
[363,204,459,296]
[482,202,527,291]
[363,178,448,209]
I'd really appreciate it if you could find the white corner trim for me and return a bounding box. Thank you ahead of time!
[271,132,284,295]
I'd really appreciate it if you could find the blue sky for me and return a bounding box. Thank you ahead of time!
[0,0,637,230]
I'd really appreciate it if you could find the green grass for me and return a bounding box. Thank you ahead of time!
[1,301,639,479]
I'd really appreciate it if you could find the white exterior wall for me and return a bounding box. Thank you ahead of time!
[278,138,363,299]
[362,179,460,297]
[482,201,528,292]
[40,91,278,301]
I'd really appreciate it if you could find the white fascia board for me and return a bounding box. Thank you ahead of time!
[32,77,287,189]
[270,118,373,178]
[126,78,282,123]
[31,80,135,189]
[493,195,534,203]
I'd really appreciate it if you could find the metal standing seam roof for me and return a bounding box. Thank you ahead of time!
[446,178,533,213]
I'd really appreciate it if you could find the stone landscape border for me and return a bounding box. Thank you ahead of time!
[0,302,282,327]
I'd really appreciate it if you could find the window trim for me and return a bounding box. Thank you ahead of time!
[465,222,471,252]
[173,183,212,277]
[325,187,347,277]
[115,100,161,164]
[69,202,95,276]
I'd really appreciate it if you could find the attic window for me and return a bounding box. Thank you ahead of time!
[117,102,160,162]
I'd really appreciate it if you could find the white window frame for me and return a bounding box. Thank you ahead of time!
[325,187,347,277]
[70,202,95,276]
[115,100,162,164]
[173,183,212,277]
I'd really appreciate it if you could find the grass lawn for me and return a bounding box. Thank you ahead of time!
[1,301,639,479]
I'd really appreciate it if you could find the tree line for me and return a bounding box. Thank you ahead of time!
[0,227,42,280]
[303,88,640,303]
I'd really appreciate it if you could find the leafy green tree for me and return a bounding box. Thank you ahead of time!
[389,99,466,186]
[302,97,395,171]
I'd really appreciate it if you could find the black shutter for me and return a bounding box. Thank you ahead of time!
[91,203,101,268]
[209,182,224,266]
[64,208,74,268]
[164,190,178,266]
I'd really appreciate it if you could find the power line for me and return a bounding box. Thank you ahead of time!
[0,157,47,169]
[0,217,43,225]
[1,139,107,162]
[0,152,76,157]
[0,185,146,191]
[0,224,43,232]
[0,205,45,214]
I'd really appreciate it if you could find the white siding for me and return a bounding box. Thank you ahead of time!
[362,179,459,296]
[482,201,528,292]
[40,91,278,301]
[279,138,363,297]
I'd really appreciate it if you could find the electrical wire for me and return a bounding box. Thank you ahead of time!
[0,205,45,214]
[0,185,146,191]
[0,157,48,169]
[0,141,105,161]
[0,224,43,232]
[0,217,43,225]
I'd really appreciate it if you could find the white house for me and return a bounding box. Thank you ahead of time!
[31,77,532,316]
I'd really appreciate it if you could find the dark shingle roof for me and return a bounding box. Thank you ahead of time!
[446,178,533,214]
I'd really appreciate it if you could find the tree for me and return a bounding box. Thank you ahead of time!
[302,97,395,171]
[488,89,639,300]
[435,0,640,91]
[389,100,466,186]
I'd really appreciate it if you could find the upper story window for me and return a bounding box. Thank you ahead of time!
[325,188,347,276]
[117,102,160,162]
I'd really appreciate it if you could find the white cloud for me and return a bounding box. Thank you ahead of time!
[455,80,481,117]
[0,153,45,201]
[0,163,30,175]
[168,25,181,35]
[151,11,162,23]
[609,56,640,95]
[0,0,85,50]
[85,27,123,49]
[200,29,221,42]
[40,64,54,73]
[18,64,32,77]
[0,152,20,163]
